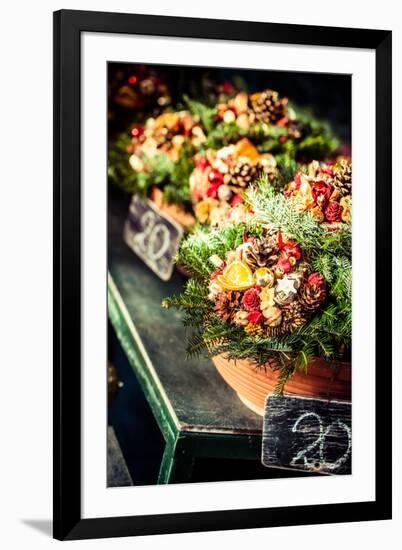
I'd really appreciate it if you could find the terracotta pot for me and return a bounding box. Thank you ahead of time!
[212,354,351,416]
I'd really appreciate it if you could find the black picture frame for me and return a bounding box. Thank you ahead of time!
[53,9,392,541]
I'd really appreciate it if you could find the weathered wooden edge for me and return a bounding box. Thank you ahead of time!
[108,273,180,444]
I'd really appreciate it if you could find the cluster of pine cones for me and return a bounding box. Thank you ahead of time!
[248,89,289,125]
[227,156,277,188]
[214,280,326,338]
[212,233,327,339]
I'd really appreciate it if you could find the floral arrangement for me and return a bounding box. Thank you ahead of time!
[284,158,352,227]
[108,86,340,216]
[207,230,327,339]
[189,138,277,226]
[200,89,339,163]
[163,175,351,391]
[108,110,205,209]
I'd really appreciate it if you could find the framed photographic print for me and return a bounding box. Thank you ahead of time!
[53,9,392,540]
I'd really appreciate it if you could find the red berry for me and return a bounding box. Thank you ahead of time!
[131,125,144,138]
[206,184,220,198]
[208,169,224,186]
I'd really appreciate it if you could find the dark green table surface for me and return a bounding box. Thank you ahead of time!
[108,194,265,483]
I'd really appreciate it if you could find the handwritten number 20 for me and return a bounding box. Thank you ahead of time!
[290,412,351,472]
[134,210,170,261]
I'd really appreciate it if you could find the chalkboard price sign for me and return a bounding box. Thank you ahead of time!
[262,395,352,475]
[124,195,184,281]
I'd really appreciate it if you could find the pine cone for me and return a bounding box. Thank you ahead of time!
[263,324,289,338]
[299,283,327,313]
[333,159,352,196]
[228,158,259,188]
[243,237,280,269]
[244,323,263,336]
[249,89,288,124]
[214,291,242,322]
[281,302,307,331]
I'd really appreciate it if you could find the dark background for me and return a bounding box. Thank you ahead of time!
[108,62,351,147]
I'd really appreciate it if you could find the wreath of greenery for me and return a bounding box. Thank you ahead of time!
[186,98,340,163]
[163,175,351,393]
[107,96,339,212]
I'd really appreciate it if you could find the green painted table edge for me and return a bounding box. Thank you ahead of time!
[108,272,263,484]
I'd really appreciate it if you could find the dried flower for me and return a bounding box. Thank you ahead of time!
[233,310,249,326]
[263,306,282,327]
[307,272,325,287]
[241,288,261,311]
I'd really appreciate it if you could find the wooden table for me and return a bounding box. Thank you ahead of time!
[108,194,267,484]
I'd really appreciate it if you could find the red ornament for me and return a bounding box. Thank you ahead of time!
[241,288,261,312]
[307,272,325,287]
[219,81,235,95]
[208,169,224,186]
[128,75,138,85]
[312,180,333,207]
[206,184,220,198]
[247,310,263,324]
[131,125,144,139]
[324,201,343,222]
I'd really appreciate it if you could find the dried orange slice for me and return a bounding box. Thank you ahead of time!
[216,260,254,291]
[233,138,260,162]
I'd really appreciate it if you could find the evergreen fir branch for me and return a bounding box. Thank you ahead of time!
[273,362,297,396]
[246,175,351,259]
[108,132,194,208]
[186,331,208,358]
[184,96,217,133]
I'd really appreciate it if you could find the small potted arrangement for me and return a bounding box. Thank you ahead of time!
[185,88,341,229]
[203,88,340,163]
[163,174,351,415]
[189,138,278,227]
[108,109,207,229]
